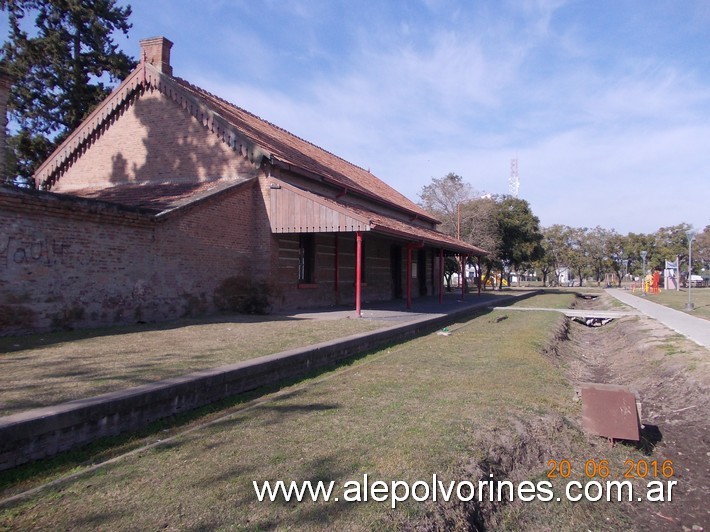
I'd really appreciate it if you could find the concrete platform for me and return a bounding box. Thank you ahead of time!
[279,291,522,322]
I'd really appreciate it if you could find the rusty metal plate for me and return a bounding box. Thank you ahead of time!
[581,383,640,441]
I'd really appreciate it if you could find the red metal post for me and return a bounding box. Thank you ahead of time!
[406,243,412,309]
[439,248,444,304]
[355,231,362,317]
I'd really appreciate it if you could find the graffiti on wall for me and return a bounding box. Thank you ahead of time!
[0,236,84,268]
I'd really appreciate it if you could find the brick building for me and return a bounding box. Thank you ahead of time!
[0,37,485,334]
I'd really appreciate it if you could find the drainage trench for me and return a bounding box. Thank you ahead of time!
[436,292,709,530]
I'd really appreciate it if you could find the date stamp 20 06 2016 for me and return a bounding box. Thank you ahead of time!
[547,458,675,480]
[545,458,677,503]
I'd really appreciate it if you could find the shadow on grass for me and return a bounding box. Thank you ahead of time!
[0,303,504,501]
[1,287,567,504]
[0,312,302,354]
[64,508,129,529]
[0,289,543,354]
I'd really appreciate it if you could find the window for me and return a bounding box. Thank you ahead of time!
[298,234,315,284]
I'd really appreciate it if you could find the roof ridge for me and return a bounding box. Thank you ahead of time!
[173,77,377,178]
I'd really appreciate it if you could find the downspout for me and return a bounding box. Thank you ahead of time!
[355,231,362,317]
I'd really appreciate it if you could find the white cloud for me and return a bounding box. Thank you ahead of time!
[138,0,710,233]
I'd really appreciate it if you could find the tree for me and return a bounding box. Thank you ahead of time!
[538,225,568,286]
[623,232,655,279]
[558,226,589,287]
[654,224,691,267]
[495,196,544,288]
[695,225,710,272]
[458,195,499,287]
[442,256,460,292]
[585,226,615,285]
[1,0,136,181]
[418,176,544,290]
[604,230,627,287]
[418,172,476,237]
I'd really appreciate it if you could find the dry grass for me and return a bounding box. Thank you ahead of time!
[638,287,710,320]
[508,290,577,309]
[0,301,628,530]
[0,315,386,416]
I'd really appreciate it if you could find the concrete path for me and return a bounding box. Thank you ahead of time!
[606,289,710,348]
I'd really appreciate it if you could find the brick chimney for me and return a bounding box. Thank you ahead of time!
[139,37,173,76]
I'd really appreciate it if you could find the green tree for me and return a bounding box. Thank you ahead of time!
[458,195,499,287]
[653,223,694,277]
[418,176,543,290]
[624,232,655,279]
[695,225,710,273]
[496,196,544,288]
[558,226,588,287]
[442,256,460,292]
[585,226,620,285]
[1,0,135,182]
[537,224,567,286]
[604,230,627,287]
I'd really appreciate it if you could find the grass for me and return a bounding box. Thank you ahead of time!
[509,290,577,309]
[635,287,710,320]
[0,298,643,530]
[0,315,386,417]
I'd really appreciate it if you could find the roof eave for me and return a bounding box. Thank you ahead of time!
[269,155,440,226]
[369,223,487,256]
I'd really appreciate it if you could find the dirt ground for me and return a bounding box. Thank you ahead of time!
[422,292,710,531]
[561,293,709,530]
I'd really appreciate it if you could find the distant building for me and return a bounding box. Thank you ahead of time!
[556,267,571,286]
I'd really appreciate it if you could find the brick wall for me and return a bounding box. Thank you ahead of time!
[53,87,252,193]
[0,182,259,334]
[270,231,437,309]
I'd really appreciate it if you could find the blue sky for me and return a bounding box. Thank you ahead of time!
[3,1,709,234]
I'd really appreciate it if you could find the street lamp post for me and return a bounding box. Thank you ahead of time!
[640,251,647,296]
[686,229,696,311]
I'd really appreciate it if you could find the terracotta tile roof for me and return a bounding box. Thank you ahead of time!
[35,61,439,225]
[172,77,439,224]
[369,213,488,256]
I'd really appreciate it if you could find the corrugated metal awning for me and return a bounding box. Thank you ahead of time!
[267,179,487,256]
[269,181,371,233]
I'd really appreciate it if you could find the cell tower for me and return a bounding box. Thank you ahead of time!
[509,158,520,197]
